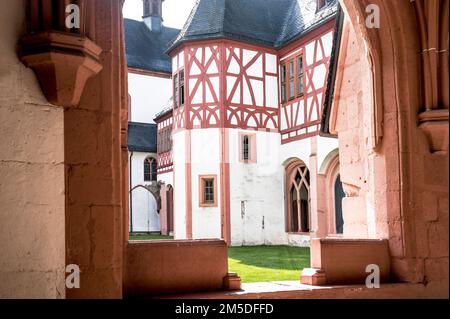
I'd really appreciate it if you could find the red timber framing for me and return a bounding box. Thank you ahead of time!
[171,39,280,133]
[155,110,173,174]
[167,21,335,243]
[224,41,279,132]
[169,40,280,244]
[279,20,335,144]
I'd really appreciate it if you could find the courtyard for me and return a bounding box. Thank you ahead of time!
[129,235,309,284]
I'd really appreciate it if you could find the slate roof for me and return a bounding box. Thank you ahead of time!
[167,0,338,53]
[128,122,158,153]
[124,18,180,73]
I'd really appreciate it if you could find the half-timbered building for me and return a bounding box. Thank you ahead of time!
[155,0,344,246]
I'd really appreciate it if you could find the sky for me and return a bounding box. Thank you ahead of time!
[123,0,197,29]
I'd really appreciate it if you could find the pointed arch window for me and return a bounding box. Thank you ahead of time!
[144,157,157,182]
[286,161,311,233]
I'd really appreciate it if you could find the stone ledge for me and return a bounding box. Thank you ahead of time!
[158,281,447,299]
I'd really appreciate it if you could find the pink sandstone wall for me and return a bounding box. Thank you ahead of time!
[124,240,228,298]
[0,0,66,298]
[333,3,448,298]
[64,0,126,299]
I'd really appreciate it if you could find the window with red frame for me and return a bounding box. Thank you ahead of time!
[280,55,304,103]
[173,69,185,108]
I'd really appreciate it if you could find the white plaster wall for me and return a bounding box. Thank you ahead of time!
[190,129,222,239]
[158,171,174,187]
[129,151,160,232]
[317,136,339,170]
[131,187,159,232]
[228,130,287,246]
[280,137,313,168]
[287,234,310,247]
[172,131,187,239]
[128,72,172,124]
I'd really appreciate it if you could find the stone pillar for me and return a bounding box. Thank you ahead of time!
[64,0,125,298]
[309,137,320,237]
[315,174,328,238]
[160,184,169,235]
[20,0,127,298]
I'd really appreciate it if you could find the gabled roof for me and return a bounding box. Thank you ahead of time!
[124,18,180,73]
[128,122,157,153]
[167,0,338,53]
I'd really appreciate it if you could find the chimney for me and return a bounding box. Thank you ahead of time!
[143,0,164,32]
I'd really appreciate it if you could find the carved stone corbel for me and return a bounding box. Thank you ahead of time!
[418,109,449,153]
[19,0,102,108]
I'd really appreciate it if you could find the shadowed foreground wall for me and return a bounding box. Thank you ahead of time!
[124,240,228,298]
[0,0,65,298]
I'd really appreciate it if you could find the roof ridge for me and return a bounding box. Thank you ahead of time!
[167,0,338,54]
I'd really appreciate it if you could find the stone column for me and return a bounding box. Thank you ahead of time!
[20,0,127,298]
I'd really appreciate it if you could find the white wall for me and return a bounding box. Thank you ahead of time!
[128,72,172,124]
[158,171,173,186]
[228,130,287,246]
[190,129,222,239]
[129,151,160,232]
[172,130,187,239]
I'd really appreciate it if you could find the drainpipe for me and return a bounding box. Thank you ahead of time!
[129,151,134,233]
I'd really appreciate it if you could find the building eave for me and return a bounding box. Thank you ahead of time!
[320,5,344,137]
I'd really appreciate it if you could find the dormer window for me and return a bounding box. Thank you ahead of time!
[317,0,326,11]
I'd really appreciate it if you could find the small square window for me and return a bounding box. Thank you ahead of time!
[199,176,217,207]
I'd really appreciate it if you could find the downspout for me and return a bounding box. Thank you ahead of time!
[129,151,134,233]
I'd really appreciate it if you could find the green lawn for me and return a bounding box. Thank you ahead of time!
[129,234,174,241]
[228,246,310,283]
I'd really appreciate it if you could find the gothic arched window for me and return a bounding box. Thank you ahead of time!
[286,161,311,233]
[144,157,157,182]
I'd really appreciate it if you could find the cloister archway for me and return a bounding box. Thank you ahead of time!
[316,0,448,291]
